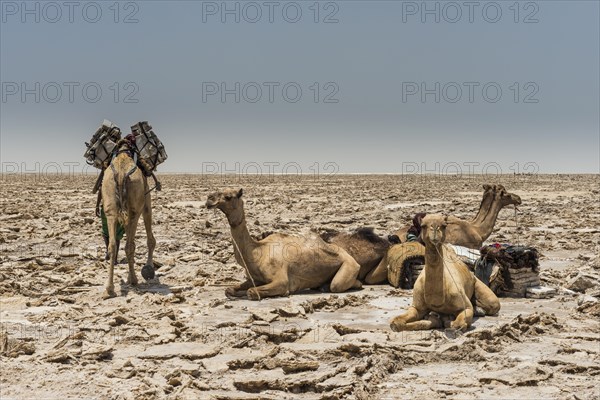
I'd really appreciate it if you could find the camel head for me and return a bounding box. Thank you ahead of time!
[494,185,522,207]
[420,214,448,246]
[115,137,136,153]
[206,189,245,225]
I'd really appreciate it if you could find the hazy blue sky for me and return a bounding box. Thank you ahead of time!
[1,0,598,174]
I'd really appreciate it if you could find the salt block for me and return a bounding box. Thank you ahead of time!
[526,286,557,299]
[138,342,219,360]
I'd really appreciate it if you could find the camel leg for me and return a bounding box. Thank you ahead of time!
[330,255,362,293]
[103,216,118,299]
[141,194,156,280]
[450,306,474,332]
[390,306,441,331]
[225,280,255,297]
[125,213,140,286]
[364,255,388,285]
[246,278,289,300]
[474,279,501,315]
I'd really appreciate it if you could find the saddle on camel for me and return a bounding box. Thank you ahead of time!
[84,120,167,262]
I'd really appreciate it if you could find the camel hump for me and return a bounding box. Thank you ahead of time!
[354,227,386,244]
[319,229,340,243]
[446,215,462,224]
[267,232,292,240]
[320,227,391,251]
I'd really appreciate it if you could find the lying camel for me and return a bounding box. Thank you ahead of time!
[319,185,518,286]
[395,184,521,249]
[390,214,500,332]
[206,189,362,300]
[320,228,398,283]
[101,140,156,299]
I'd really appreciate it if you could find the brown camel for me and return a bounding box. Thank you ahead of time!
[327,185,520,286]
[320,228,399,283]
[206,189,362,300]
[389,214,500,332]
[395,184,521,248]
[101,140,156,299]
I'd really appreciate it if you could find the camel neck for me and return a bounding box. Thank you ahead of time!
[228,212,258,257]
[225,203,245,228]
[475,195,505,240]
[230,219,250,239]
[424,243,445,305]
[424,244,444,270]
[471,191,494,225]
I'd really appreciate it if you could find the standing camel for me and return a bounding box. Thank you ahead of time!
[101,139,156,299]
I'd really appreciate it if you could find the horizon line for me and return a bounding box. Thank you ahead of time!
[1,172,599,176]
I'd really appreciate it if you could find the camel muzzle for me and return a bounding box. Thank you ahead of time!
[512,195,522,205]
[430,238,442,246]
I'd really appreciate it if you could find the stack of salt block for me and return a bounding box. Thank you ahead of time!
[483,245,556,299]
[395,244,556,298]
[497,264,544,297]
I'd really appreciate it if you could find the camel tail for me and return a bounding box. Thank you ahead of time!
[114,171,130,227]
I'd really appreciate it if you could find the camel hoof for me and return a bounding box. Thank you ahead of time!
[389,317,405,332]
[225,287,237,298]
[450,321,468,332]
[127,275,139,286]
[246,288,261,300]
[102,289,116,300]
[141,265,155,281]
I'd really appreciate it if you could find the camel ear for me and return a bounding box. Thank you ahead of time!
[237,189,243,198]
[443,215,449,224]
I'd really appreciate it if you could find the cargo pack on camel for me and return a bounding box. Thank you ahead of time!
[85,120,168,173]
[84,120,122,170]
[85,120,167,195]
[130,121,167,172]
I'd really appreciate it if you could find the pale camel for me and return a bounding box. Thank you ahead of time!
[206,189,362,300]
[320,228,398,284]
[101,140,156,299]
[389,214,500,332]
[395,184,521,248]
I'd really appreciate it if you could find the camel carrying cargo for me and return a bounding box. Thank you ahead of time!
[84,120,167,173]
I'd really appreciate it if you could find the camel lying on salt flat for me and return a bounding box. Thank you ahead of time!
[345,184,522,285]
[206,189,362,300]
[395,184,522,248]
[390,214,500,332]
